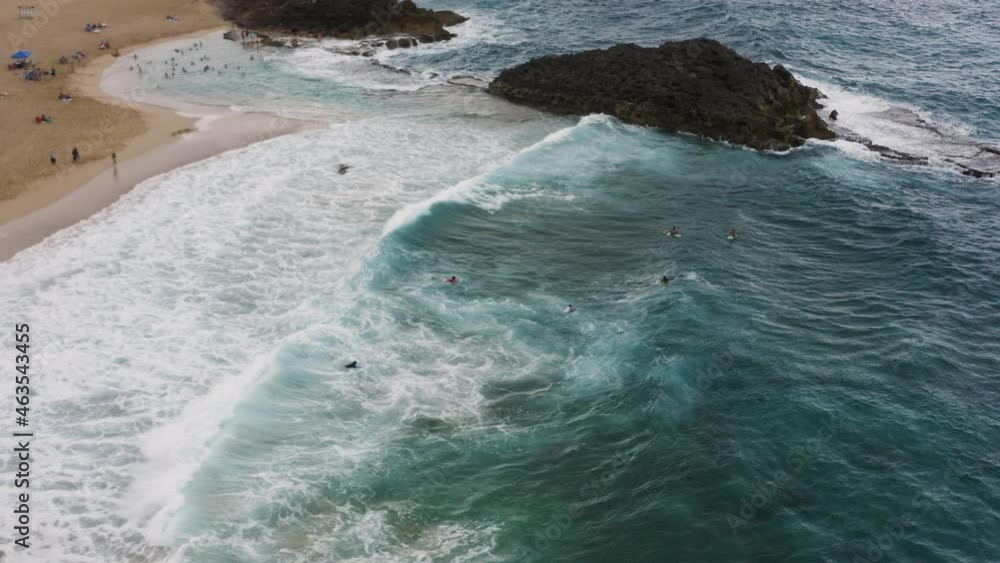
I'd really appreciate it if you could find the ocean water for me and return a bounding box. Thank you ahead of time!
[2,1,999,562]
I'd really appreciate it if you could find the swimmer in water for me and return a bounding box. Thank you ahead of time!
[660,275,671,285]
[564,304,577,314]
[345,360,359,369]
[446,276,459,284]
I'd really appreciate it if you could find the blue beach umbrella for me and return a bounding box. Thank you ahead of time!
[11,50,32,59]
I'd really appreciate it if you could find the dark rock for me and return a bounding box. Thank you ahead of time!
[418,34,435,43]
[865,143,928,164]
[409,415,454,433]
[372,60,411,75]
[448,75,490,89]
[385,39,398,49]
[829,109,839,121]
[213,0,466,42]
[222,29,239,41]
[398,37,413,48]
[432,10,468,27]
[952,146,1000,177]
[256,33,285,48]
[488,38,835,151]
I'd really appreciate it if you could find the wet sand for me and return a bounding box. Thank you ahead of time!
[1,109,314,260]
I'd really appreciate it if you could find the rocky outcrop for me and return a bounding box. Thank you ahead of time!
[488,38,835,151]
[953,148,1000,178]
[213,0,466,42]
[823,106,1000,177]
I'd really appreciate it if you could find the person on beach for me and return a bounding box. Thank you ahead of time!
[72,147,79,162]
[50,151,56,165]
[111,152,117,165]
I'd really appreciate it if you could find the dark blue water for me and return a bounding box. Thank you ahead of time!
[373,1,1000,561]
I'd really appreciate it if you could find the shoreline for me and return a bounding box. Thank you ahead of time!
[0,29,316,261]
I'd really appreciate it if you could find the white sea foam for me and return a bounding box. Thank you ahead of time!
[0,97,534,561]
[382,114,616,236]
[799,76,987,173]
[286,47,433,91]
[129,353,278,544]
[372,9,525,68]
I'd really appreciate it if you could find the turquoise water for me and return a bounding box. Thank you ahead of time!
[2,1,999,562]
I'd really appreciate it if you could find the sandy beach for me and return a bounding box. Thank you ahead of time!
[0,0,309,260]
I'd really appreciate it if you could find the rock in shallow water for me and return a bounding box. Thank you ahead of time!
[488,38,835,151]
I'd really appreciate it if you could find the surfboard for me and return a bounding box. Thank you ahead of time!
[726,235,737,241]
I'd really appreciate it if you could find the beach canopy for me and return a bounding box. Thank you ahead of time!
[11,51,32,59]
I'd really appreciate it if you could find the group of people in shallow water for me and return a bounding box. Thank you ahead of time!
[127,41,252,82]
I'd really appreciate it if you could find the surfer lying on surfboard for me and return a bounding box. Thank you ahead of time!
[727,228,738,240]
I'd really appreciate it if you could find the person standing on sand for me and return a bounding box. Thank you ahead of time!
[111,152,117,165]
[50,151,56,165]
[72,147,79,162]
